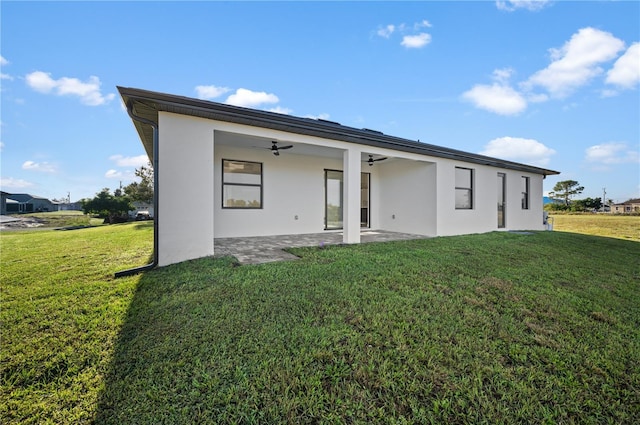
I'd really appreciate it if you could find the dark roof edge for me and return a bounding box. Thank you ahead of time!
[117,86,560,176]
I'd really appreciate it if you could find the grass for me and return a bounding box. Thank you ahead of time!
[1,222,639,424]
[550,214,639,241]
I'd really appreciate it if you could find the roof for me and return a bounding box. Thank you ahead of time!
[118,86,560,177]
[614,198,640,205]
[5,193,52,203]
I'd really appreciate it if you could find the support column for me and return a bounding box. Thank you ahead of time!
[343,148,361,244]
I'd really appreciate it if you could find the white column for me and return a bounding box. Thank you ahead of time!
[343,148,361,244]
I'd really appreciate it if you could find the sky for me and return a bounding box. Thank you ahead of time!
[1,0,639,203]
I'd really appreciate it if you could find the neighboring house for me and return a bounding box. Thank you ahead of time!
[129,201,154,218]
[119,87,560,268]
[610,198,640,214]
[1,192,19,214]
[0,193,57,214]
[58,201,83,211]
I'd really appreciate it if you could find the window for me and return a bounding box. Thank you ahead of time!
[455,167,473,209]
[521,176,530,209]
[222,159,262,208]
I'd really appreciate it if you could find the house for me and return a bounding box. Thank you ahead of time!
[118,87,560,269]
[129,201,154,219]
[1,192,18,214]
[0,192,57,214]
[610,198,640,214]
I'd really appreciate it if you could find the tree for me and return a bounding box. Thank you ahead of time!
[572,197,602,212]
[123,162,154,204]
[82,188,133,224]
[549,180,584,206]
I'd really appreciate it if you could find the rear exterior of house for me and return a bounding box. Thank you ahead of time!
[118,87,560,267]
[610,199,640,213]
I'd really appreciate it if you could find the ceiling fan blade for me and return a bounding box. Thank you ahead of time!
[374,157,388,162]
[279,145,294,150]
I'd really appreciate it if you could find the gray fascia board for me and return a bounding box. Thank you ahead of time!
[117,86,560,176]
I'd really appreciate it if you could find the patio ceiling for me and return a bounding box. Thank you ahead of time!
[215,130,396,163]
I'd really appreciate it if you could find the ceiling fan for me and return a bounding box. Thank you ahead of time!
[366,154,388,166]
[264,140,293,156]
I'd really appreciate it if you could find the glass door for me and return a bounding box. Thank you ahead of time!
[497,173,506,228]
[361,173,370,228]
[324,170,371,230]
[325,170,343,230]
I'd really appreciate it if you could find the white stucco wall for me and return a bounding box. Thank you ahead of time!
[157,112,215,266]
[154,111,548,266]
[435,160,546,236]
[377,159,437,236]
[214,144,344,238]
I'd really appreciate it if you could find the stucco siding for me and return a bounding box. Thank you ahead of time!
[157,112,215,266]
[155,111,548,266]
[214,144,343,238]
[377,159,436,236]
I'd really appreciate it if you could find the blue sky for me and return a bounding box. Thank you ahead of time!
[1,1,639,203]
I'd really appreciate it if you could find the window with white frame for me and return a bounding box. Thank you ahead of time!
[455,167,473,209]
[521,176,530,209]
[222,159,263,209]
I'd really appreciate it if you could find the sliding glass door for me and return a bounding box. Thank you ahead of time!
[497,173,506,228]
[325,170,343,230]
[324,170,370,230]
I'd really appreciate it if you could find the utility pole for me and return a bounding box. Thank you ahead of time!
[602,188,606,212]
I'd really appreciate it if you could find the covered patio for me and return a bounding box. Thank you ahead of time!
[214,230,429,264]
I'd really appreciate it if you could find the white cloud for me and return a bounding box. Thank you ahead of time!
[109,154,149,168]
[492,67,516,84]
[377,24,395,38]
[1,55,13,80]
[496,0,551,12]
[463,68,529,115]
[22,160,57,173]
[480,136,556,167]
[105,169,136,180]
[195,84,231,100]
[25,71,115,106]
[376,20,432,49]
[225,88,279,108]
[0,142,4,152]
[605,42,640,89]
[304,113,331,120]
[462,83,527,116]
[268,106,293,115]
[105,169,122,179]
[401,33,432,49]
[524,27,625,98]
[0,177,35,189]
[585,142,639,165]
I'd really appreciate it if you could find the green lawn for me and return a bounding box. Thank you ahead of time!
[551,214,640,241]
[1,223,639,424]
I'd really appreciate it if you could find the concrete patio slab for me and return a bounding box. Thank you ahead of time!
[214,230,428,264]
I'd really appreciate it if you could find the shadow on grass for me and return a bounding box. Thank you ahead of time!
[92,233,640,424]
[93,257,251,424]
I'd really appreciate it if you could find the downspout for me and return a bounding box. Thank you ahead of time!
[114,101,159,278]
